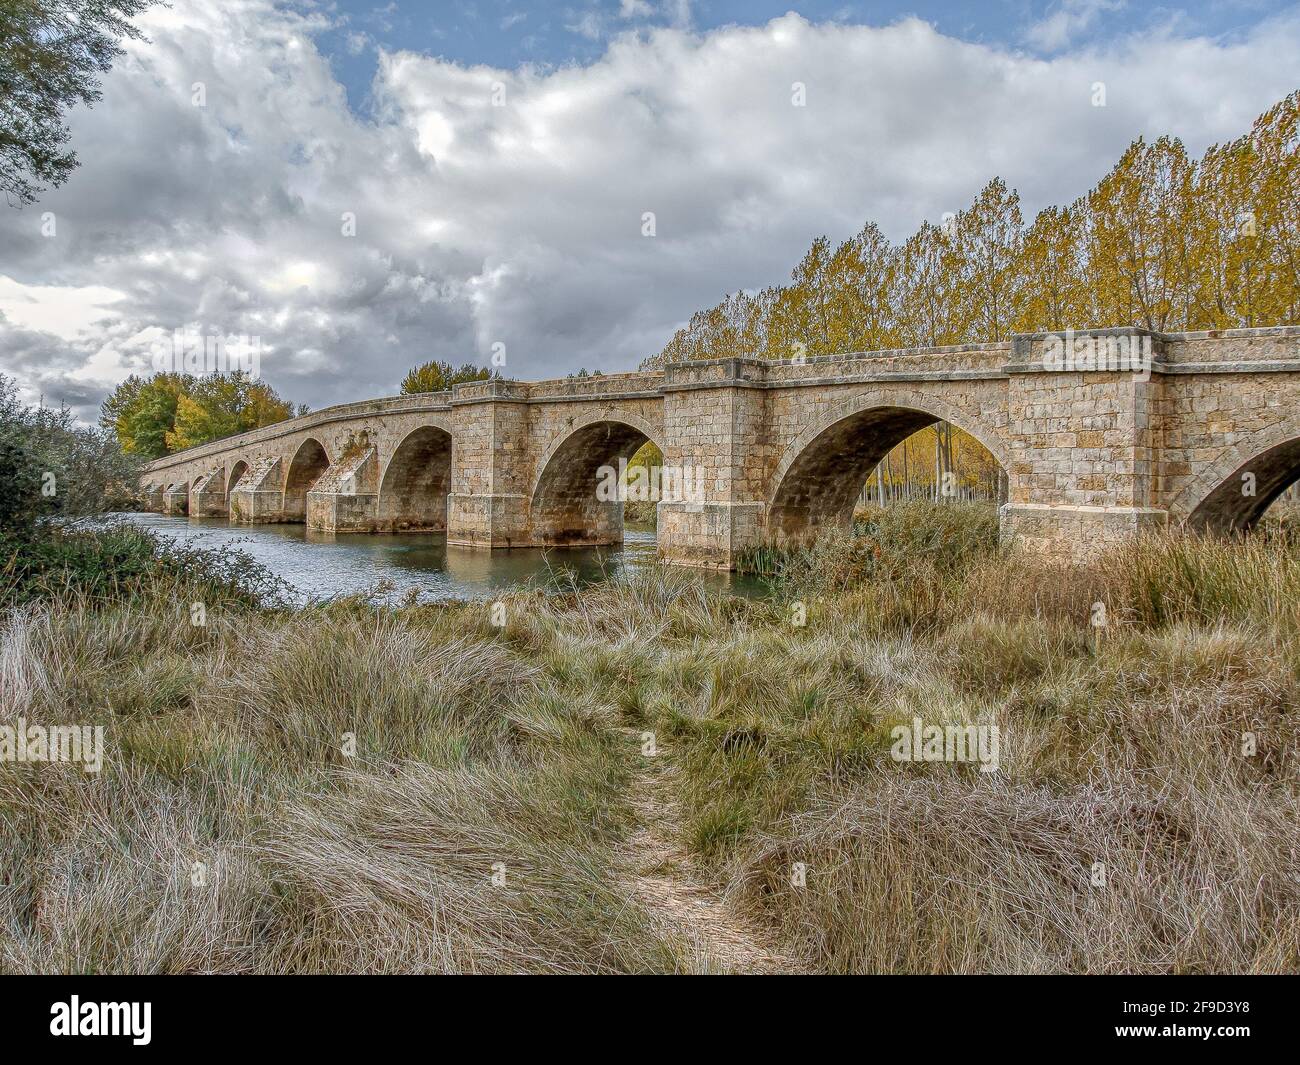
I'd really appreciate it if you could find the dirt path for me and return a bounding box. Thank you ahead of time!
[618,730,806,974]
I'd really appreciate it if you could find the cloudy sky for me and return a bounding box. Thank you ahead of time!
[1,0,1297,422]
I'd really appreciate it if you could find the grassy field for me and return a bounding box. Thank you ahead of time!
[2,505,1299,973]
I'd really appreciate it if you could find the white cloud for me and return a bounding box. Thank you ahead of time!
[1,0,1297,423]
[1026,0,1125,52]
[0,277,127,341]
[566,10,606,41]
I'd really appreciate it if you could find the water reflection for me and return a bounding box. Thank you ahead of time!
[115,512,767,603]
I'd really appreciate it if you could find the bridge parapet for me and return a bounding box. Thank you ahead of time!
[449,371,666,404]
[1159,326,1300,369]
[144,391,453,477]
[663,343,1013,391]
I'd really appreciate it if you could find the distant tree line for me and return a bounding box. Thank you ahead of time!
[400,360,496,394]
[101,372,302,458]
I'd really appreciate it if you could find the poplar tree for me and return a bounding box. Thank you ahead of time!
[958,177,1024,342]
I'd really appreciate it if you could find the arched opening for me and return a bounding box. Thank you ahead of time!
[531,419,658,546]
[1188,436,1300,535]
[227,460,249,495]
[769,405,1007,540]
[283,439,330,522]
[378,426,454,532]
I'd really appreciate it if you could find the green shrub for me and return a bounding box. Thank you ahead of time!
[0,523,285,609]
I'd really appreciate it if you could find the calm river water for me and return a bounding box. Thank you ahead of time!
[116,513,769,603]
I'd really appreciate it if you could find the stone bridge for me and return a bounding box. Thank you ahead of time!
[137,325,1300,567]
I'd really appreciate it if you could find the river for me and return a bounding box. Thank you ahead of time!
[115,513,770,603]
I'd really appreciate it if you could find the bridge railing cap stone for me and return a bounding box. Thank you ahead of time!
[141,390,453,471]
[450,379,530,403]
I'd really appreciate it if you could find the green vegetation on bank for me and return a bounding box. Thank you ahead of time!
[1,374,276,608]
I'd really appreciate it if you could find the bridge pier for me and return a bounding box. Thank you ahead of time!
[657,359,783,568]
[189,469,228,517]
[162,483,189,516]
[139,484,164,512]
[229,458,286,524]
[1001,328,1170,561]
[307,447,381,533]
[447,382,534,548]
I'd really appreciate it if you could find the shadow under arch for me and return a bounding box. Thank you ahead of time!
[530,413,664,546]
[378,424,454,532]
[227,459,249,495]
[283,438,330,521]
[767,394,1010,539]
[1183,433,1300,534]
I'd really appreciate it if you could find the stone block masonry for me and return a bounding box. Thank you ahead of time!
[137,326,1300,568]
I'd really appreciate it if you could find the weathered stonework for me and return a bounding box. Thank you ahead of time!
[162,482,189,516]
[138,326,1300,568]
[189,468,228,517]
[308,446,380,533]
[228,457,285,524]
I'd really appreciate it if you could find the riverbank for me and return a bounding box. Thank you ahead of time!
[2,505,1299,972]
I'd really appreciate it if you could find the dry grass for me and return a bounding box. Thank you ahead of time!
[3,513,1300,973]
[0,598,694,973]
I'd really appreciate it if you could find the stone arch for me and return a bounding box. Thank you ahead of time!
[530,410,665,546]
[377,424,455,532]
[283,438,331,521]
[767,388,1010,539]
[1173,420,1300,533]
[227,459,250,495]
